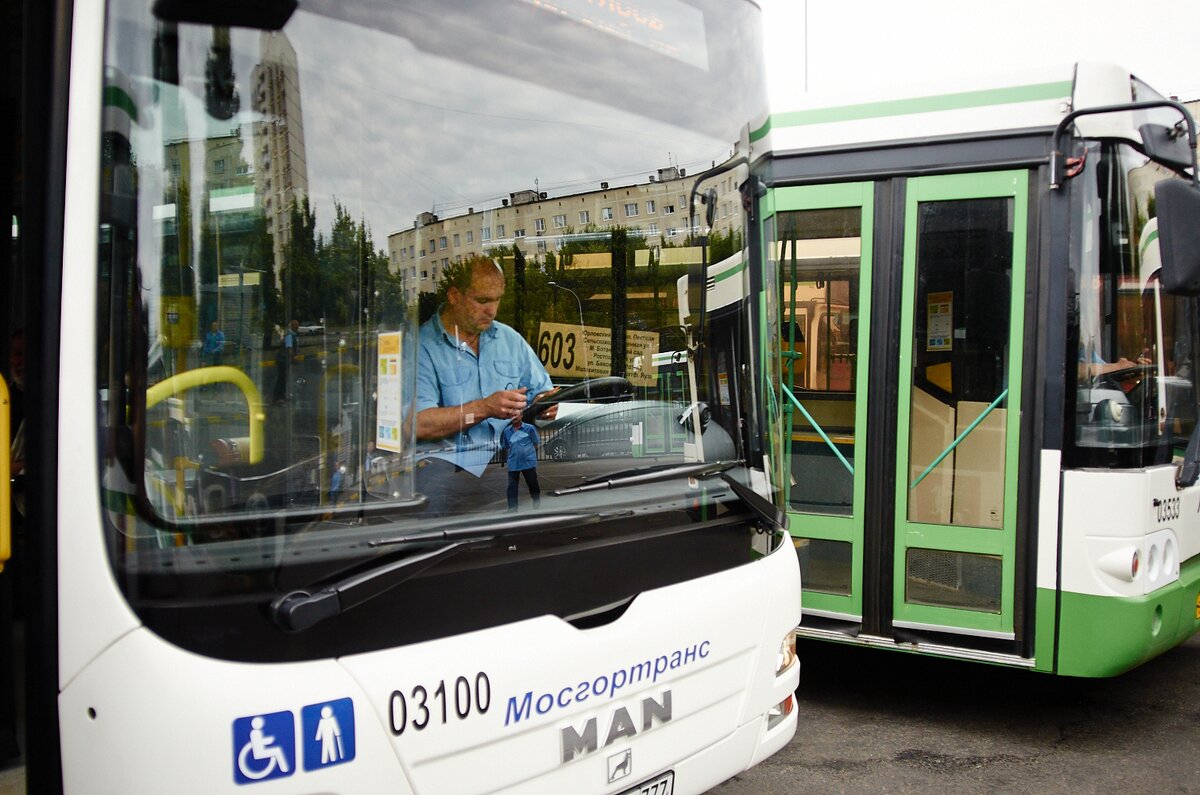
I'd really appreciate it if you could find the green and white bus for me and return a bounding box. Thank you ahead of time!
[0,0,801,792]
[757,62,1200,676]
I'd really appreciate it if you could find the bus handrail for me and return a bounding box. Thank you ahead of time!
[780,383,853,476]
[146,366,265,464]
[909,388,1008,491]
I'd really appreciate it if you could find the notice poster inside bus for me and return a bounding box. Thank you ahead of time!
[376,331,402,452]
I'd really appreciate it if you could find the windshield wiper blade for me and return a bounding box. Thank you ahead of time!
[269,511,615,632]
[552,459,737,495]
[716,471,787,533]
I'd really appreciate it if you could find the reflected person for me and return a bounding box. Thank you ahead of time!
[415,256,557,507]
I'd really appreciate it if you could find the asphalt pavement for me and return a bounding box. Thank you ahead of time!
[712,633,1200,793]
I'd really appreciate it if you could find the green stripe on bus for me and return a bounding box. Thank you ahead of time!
[103,85,138,123]
[1139,228,1159,259]
[750,81,1073,142]
[711,259,745,283]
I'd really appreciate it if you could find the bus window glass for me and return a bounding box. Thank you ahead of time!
[906,197,1013,531]
[775,208,861,519]
[1071,142,1200,466]
[95,0,771,654]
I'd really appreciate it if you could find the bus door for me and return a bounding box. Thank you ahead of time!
[768,182,874,622]
[893,171,1028,640]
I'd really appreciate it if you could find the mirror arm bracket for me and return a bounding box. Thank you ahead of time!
[1050,99,1199,190]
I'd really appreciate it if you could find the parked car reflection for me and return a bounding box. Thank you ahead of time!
[536,399,735,462]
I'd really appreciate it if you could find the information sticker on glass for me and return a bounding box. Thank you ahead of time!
[376,331,403,452]
[926,291,953,352]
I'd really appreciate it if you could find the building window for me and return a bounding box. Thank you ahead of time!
[666,227,677,238]
[421,270,428,278]
[624,203,638,217]
[663,204,675,215]
[482,227,491,241]
[453,233,460,246]
[439,236,448,250]
[497,224,505,238]
[534,218,545,233]
[514,228,525,238]
[601,207,613,221]
[553,214,566,228]
[537,240,547,253]
[579,210,590,224]
[466,230,474,243]
[646,199,656,214]
[213,158,226,174]
[648,222,659,236]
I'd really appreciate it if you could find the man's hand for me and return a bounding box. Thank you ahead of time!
[532,387,560,421]
[483,386,529,420]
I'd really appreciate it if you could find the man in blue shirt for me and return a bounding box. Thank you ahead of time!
[416,257,557,479]
[500,415,541,511]
[201,321,225,366]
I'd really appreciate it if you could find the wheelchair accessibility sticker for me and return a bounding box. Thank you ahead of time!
[233,698,356,784]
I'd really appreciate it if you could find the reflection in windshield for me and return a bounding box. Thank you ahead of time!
[98,0,768,572]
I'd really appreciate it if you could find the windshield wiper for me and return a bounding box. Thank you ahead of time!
[269,511,618,632]
[716,471,787,533]
[551,459,737,495]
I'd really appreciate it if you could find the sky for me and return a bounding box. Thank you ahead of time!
[758,0,1200,111]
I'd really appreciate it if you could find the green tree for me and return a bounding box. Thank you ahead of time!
[281,195,318,330]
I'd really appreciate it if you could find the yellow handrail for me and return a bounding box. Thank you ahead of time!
[146,366,265,464]
[0,374,10,572]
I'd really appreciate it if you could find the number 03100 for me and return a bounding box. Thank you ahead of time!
[389,672,491,735]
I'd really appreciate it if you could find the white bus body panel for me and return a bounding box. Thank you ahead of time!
[58,537,800,794]
[766,62,1147,157]
[1058,466,1200,598]
[58,0,143,691]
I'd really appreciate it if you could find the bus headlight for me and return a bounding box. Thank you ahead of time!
[776,630,797,676]
[1097,546,1139,582]
[766,693,795,730]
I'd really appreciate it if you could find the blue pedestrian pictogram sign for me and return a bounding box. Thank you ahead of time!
[232,710,296,784]
[301,698,356,771]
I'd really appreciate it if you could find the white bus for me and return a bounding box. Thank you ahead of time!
[757,62,1200,676]
[0,0,800,791]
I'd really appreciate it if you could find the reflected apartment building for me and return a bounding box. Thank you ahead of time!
[386,165,746,303]
[251,30,309,288]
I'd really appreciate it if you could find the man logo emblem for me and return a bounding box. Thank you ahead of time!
[608,749,632,783]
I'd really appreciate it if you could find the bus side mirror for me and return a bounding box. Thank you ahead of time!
[1155,179,1200,296]
[1140,123,1194,172]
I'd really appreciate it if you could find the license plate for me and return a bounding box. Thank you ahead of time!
[618,770,674,795]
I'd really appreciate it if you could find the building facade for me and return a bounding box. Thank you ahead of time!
[387,165,745,302]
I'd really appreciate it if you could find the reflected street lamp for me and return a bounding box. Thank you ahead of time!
[548,281,589,400]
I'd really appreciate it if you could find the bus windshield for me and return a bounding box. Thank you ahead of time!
[98,0,772,656]
[1070,139,1200,466]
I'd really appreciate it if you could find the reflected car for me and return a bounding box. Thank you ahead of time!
[536,400,735,462]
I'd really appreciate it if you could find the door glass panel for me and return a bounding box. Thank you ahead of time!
[796,538,852,596]
[906,198,1013,528]
[905,548,1002,612]
[777,208,862,516]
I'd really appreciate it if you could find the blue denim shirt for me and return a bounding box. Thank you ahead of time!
[501,422,541,471]
[417,311,553,475]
